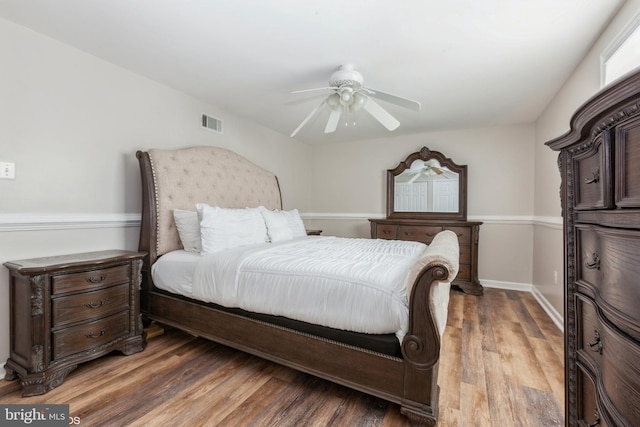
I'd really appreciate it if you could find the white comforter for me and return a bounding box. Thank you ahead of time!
[191,236,426,340]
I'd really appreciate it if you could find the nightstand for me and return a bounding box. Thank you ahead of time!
[3,250,147,396]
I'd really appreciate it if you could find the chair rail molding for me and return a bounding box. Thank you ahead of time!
[301,212,562,228]
[0,213,140,232]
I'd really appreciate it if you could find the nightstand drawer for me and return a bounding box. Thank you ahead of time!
[52,311,130,359]
[52,265,129,295]
[52,284,129,328]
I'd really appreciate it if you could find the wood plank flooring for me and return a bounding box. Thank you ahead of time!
[0,288,564,426]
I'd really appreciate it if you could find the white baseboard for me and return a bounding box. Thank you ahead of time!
[530,286,564,332]
[481,279,564,332]
[481,278,532,292]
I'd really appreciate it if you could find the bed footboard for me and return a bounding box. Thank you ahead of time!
[400,230,458,424]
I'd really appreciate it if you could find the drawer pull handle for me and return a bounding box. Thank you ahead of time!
[588,409,600,426]
[85,298,109,309]
[585,253,600,270]
[588,330,603,355]
[85,274,106,284]
[584,167,600,184]
[85,328,107,339]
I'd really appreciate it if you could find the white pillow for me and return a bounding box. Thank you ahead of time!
[260,208,306,242]
[196,204,268,254]
[173,209,201,253]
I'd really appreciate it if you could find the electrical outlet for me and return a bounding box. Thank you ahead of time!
[553,270,558,285]
[0,162,15,179]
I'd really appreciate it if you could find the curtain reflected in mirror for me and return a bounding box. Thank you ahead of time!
[394,159,459,212]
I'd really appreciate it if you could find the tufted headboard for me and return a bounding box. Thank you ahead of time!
[136,146,282,266]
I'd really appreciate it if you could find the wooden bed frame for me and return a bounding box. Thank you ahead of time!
[136,146,459,426]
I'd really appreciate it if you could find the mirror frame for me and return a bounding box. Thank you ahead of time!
[387,146,467,220]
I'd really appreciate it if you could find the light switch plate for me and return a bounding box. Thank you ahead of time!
[0,162,15,179]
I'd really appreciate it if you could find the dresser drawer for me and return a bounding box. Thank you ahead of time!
[375,224,397,240]
[576,224,640,340]
[52,265,129,295]
[576,295,603,368]
[443,226,471,244]
[598,324,640,426]
[573,132,613,210]
[398,225,442,243]
[52,311,130,360]
[615,115,640,208]
[52,284,129,328]
[576,296,640,426]
[576,364,610,427]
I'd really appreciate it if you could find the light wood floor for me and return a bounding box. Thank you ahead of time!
[0,288,565,426]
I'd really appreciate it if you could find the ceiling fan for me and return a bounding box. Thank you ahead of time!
[290,64,421,137]
[406,160,449,184]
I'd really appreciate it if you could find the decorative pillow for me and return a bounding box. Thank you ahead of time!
[260,208,306,242]
[196,204,268,254]
[173,209,201,253]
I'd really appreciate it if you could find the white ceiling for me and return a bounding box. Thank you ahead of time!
[0,0,625,143]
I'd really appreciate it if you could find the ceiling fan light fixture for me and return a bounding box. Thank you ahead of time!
[339,87,353,105]
[289,64,420,137]
[327,93,340,108]
[353,92,366,110]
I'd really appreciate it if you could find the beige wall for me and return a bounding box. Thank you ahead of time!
[533,1,640,320]
[0,18,310,374]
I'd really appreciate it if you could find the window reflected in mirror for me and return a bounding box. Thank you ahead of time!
[394,159,459,212]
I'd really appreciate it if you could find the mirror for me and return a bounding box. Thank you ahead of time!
[387,146,467,220]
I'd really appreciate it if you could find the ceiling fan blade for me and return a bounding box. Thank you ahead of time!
[325,107,342,133]
[432,167,444,175]
[290,99,326,137]
[362,87,421,112]
[291,87,335,94]
[408,172,421,184]
[363,98,400,131]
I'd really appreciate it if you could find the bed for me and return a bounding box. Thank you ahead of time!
[136,146,460,426]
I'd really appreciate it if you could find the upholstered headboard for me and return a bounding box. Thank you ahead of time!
[137,146,282,263]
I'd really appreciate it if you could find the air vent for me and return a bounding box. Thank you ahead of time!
[201,113,223,134]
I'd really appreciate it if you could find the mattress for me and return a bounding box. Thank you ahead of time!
[152,236,451,342]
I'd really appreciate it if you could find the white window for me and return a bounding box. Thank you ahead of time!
[602,13,640,87]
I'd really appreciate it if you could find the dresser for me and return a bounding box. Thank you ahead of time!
[369,219,482,295]
[546,70,640,426]
[3,250,147,396]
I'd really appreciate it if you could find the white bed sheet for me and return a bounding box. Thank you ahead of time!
[152,236,451,341]
[150,249,200,297]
